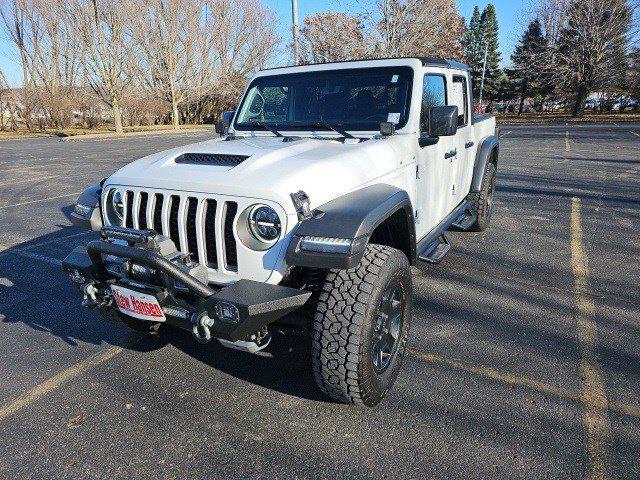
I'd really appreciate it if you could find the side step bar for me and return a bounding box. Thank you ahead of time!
[415,200,470,265]
[451,211,477,230]
[418,234,450,264]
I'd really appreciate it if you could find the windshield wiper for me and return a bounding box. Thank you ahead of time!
[248,120,283,137]
[294,121,355,140]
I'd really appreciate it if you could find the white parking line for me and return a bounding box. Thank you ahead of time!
[8,250,62,266]
[565,131,571,152]
[0,174,60,188]
[0,230,94,258]
[0,192,80,210]
[630,131,639,138]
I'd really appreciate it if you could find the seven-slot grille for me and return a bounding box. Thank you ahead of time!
[122,190,238,272]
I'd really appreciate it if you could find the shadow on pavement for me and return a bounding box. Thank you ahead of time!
[0,206,329,402]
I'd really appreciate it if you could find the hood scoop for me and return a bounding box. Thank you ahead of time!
[174,153,249,166]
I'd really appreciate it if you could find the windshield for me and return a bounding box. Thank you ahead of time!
[234,66,413,133]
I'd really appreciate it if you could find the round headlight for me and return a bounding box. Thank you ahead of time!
[248,205,281,244]
[105,188,124,225]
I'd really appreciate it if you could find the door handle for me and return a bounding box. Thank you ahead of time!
[444,149,457,159]
[465,141,475,149]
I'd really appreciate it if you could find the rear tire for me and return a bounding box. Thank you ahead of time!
[311,244,412,406]
[468,162,496,231]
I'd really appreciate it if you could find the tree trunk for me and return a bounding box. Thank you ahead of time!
[112,100,123,134]
[572,84,588,117]
[518,80,527,116]
[171,98,180,130]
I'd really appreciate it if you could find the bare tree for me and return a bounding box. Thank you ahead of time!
[204,0,279,110]
[28,0,82,128]
[133,0,204,129]
[530,0,571,47]
[375,0,465,60]
[299,12,367,64]
[69,0,134,133]
[555,0,634,116]
[0,0,39,129]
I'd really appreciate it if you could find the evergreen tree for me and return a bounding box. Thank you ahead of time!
[477,4,504,103]
[465,6,483,94]
[629,48,640,110]
[506,19,551,115]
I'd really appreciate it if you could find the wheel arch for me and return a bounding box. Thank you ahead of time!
[470,135,499,193]
[285,184,416,269]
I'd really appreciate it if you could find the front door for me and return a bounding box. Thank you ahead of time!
[415,72,455,240]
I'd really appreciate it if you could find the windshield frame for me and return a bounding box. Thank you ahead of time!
[232,66,414,134]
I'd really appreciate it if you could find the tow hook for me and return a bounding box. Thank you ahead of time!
[191,311,215,344]
[82,283,112,309]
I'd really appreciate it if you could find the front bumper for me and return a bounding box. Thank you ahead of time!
[62,228,310,342]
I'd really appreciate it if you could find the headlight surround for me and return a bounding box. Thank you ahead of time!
[237,203,282,251]
[105,188,124,225]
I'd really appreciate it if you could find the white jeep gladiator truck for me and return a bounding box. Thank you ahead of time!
[64,57,498,406]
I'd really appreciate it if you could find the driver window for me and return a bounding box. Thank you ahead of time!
[238,86,289,123]
[420,75,447,132]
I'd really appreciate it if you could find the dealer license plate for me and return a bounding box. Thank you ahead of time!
[110,285,166,322]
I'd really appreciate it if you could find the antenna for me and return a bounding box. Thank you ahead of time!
[291,0,299,65]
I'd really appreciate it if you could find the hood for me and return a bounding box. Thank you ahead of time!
[106,135,402,214]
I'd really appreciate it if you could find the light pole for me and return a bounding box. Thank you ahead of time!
[292,0,299,65]
[478,40,488,111]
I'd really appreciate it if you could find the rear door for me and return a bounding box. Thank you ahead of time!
[449,74,474,207]
[416,72,456,237]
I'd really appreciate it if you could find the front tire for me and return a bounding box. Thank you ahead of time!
[101,307,161,334]
[311,244,412,406]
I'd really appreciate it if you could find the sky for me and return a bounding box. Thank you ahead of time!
[0,0,527,87]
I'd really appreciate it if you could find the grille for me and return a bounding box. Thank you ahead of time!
[122,190,239,276]
[125,192,134,228]
[153,194,163,232]
[185,197,198,262]
[139,192,148,229]
[224,202,238,271]
[174,153,249,166]
[168,195,181,249]
[204,200,218,269]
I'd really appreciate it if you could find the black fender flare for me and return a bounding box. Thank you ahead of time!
[286,184,415,269]
[70,183,103,230]
[470,135,499,193]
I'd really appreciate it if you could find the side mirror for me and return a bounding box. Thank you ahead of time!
[215,110,235,135]
[419,105,458,148]
[429,105,458,137]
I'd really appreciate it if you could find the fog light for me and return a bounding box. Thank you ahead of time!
[68,268,85,284]
[74,203,93,218]
[214,301,239,324]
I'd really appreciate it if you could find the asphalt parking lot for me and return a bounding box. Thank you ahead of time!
[0,123,639,479]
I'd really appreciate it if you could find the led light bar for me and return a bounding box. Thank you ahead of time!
[299,236,353,254]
